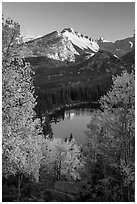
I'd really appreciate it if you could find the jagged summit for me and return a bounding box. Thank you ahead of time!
[61,27,75,33]
[19,27,135,62]
[20,27,99,62]
[61,27,99,53]
[62,27,93,41]
[96,37,110,43]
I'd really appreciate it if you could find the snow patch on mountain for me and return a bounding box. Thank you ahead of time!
[62,28,99,53]
[114,54,119,58]
[96,37,111,43]
[129,41,133,48]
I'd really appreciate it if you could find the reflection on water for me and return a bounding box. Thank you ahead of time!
[51,108,94,145]
[64,112,75,120]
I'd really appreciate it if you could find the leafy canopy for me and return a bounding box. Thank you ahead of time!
[2,17,45,182]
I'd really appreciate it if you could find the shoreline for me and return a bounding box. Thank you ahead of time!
[46,101,100,117]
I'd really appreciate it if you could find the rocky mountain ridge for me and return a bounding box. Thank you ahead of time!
[61,28,99,53]
[18,28,134,63]
[22,28,135,113]
[18,31,78,62]
[96,36,135,57]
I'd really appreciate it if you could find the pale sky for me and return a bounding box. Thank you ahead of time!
[2,2,135,42]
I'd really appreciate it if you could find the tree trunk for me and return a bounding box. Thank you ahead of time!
[17,173,22,201]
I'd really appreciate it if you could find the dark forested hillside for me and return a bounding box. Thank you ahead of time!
[25,49,134,118]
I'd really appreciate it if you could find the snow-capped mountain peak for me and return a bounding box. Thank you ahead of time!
[61,28,99,53]
[19,28,134,62]
[62,27,75,33]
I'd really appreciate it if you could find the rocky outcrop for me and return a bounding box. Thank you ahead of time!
[17,31,79,62]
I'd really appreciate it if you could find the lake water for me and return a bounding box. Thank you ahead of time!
[51,108,94,145]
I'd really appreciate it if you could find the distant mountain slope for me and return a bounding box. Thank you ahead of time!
[17,28,99,62]
[17,31,79,62]
[82,50,133,76]
[121,49,135,67]
[26,49,134,92]
[96,36,135,57]
[17,28,134,63]
[22,35,42,43]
